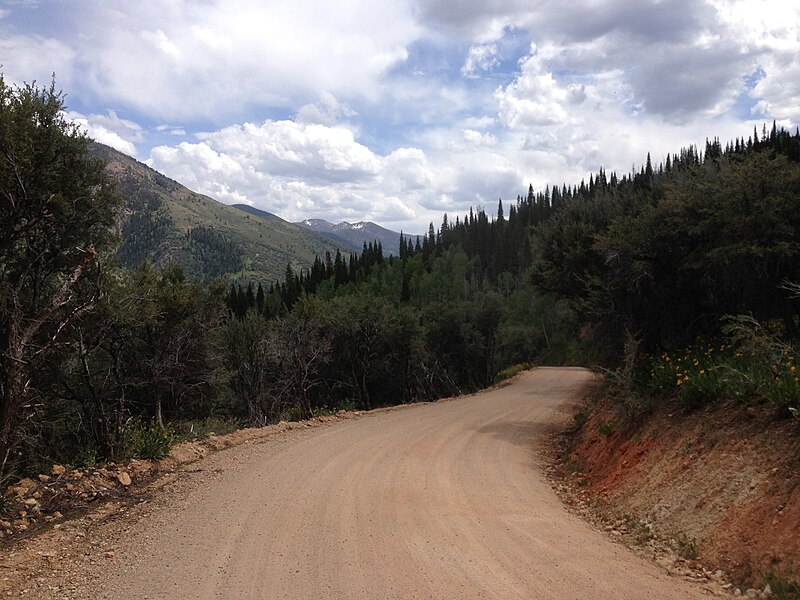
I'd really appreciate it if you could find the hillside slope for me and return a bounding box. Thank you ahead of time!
[553,392,800,590]
[90,143,344,283]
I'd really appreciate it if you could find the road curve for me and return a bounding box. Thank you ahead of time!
[100,368,704,599]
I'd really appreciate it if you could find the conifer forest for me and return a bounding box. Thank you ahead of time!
[2,77,799,483]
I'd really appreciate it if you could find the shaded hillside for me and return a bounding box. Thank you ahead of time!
[88,143,344,283]
[295,218,419,256]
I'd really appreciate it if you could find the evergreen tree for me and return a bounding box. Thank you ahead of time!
[0,77,118,475]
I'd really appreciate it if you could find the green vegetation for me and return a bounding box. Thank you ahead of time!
[530,127,800,414]
[177,416,243,440]
[1,76,798,484]
[124,420,178,460]
[495,363,532,382]
[0,76,118,479]
[635,331,798,414]
[764,570,800,600]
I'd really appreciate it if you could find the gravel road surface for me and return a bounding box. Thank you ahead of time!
[97,367,706,599]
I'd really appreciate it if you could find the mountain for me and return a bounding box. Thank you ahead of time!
[294,218,419,256]
[230,203,285,222]
[89,143,347,284]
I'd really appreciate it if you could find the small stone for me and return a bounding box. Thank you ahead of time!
[116,472,132,486]
[762,584,772,598]
[38,474,51,483]
[103,551,115,559]
[0,520,11,529]
[11,477,37,497]
[24,498,39,508]
[51,465,66,475]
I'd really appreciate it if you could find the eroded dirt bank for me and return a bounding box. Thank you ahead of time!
[552,389,800,589]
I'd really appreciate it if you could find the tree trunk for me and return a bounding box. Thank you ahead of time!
[361,370,371,411]
[298,385,313,420]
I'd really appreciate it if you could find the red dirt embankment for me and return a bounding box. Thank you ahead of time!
[557,389,800,586]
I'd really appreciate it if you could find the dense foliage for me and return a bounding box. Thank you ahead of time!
[1,76,798,482]
[0,77,118,477]
[532,128,800,363]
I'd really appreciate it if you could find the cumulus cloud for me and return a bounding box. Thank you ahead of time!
[4,0,798,233]
[461,43,500,78]
[67,110,143,156]
[416,0,798,125]
[462,129,497,145]
[752,59,800,123]
[385,147,433,191]
[0,34,76,89]
[146,116,532,231]
[495,48,582,128]
[193,120,383,185]
[8,0,421,121]
[416,0,530,41]
[148,120,413,225]
[710,0,800,123]
[295,92,357,126]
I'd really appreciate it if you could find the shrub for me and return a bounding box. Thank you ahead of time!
[764,569,800,600]
[626,320,799,415]
[124,420,177,460]
[597,420,615,436]
[495,363,532,382]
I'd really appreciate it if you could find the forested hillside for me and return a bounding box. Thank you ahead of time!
[1,77,798,487]
[90,143,345,283]
[532,128,800,362]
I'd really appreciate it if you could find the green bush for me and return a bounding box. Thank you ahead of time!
[764,569,800,600]
[626,322,799,414]
[597,420,615,436]
[124,420,177,460]
[495,363,532,382]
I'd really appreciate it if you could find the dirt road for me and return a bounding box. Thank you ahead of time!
[95,368,705,599]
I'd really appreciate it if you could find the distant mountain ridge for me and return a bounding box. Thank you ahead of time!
[295,218,420,256]
[89,143,346,284]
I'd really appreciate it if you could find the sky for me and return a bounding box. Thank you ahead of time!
[2,0,799,233]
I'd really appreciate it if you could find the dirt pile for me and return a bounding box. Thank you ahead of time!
[552,391,800,588]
